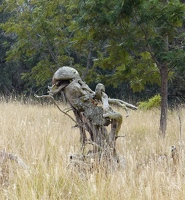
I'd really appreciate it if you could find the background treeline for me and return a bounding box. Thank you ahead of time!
[0,0,185,106]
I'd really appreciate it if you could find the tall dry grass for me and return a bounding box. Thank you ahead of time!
[0,100,185,199]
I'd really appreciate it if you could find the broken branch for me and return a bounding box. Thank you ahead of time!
[0,150,29,171]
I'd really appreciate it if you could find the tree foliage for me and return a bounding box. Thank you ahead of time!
[1,0,185,107]
[1,0,77,87]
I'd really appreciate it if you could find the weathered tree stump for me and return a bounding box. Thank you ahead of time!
[37,66,137,171]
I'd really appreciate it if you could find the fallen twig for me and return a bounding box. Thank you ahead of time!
[0,150,29,171]
[115,135,126,139]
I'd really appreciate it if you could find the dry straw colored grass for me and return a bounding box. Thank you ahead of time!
[0,100,185,199]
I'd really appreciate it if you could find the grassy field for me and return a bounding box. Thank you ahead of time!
[0,100,185,200]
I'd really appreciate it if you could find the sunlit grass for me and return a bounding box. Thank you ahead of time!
[0,100,185,199]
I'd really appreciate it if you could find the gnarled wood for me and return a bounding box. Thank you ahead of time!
[38,66,137,170]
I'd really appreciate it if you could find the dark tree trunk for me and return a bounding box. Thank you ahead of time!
[159,64,168,137]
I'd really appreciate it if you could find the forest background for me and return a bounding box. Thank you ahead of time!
[1,0,185,136]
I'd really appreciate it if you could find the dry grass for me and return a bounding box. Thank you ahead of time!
[0,100,185,199]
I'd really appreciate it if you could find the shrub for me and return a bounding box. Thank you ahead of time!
[138,94,161,110]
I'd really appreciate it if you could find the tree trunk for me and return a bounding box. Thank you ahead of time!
[159,64,168,137]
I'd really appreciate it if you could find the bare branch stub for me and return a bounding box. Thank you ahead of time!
[47,66,137,169]
[0,150,29,186]
[0,151,29,170]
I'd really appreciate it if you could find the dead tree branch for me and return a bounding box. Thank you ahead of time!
[0,150,29,171]
[34,93,78,125]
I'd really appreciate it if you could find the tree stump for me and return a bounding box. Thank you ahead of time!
[38,66,137,171]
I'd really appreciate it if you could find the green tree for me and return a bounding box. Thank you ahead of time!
[1,0,76,86]
[75,0,185,137]
[0,0,23,95]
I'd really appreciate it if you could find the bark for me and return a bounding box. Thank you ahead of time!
[159,64,168,137]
